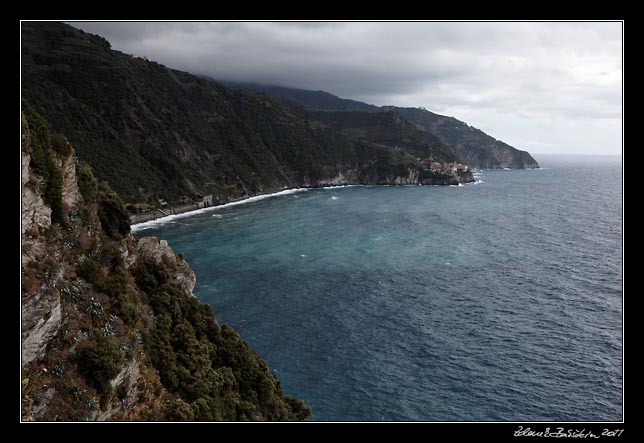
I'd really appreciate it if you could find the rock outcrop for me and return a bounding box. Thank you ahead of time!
[21,286,62,365]
[21,117,59,365]
[314,166,420,187]
[135,237,196,297]
[21,150,51,236]
[56,154,80,209]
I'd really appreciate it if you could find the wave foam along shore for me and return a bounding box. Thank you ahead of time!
[131,188,310,232]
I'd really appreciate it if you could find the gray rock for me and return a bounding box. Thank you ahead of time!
[21,151,51,236]
[21,288,61,364]
[56,154,80,209]
[134,237,197,297]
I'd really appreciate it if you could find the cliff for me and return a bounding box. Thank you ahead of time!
[21,110,310,421]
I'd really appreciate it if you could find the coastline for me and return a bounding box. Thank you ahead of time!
[130,178,492,232]
[130,162,496,232]
[131,187,313,231]
[131,185,357,231]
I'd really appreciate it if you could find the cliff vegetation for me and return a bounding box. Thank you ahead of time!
[224,82,540,169]
[21,111,310,421]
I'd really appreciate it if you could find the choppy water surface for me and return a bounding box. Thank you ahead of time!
[135,155,622,421]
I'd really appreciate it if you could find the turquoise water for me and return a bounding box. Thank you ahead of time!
[134,155,623,421]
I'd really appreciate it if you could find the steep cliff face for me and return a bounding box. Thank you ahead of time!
[21,112,310,421]
[313,165,420,186]
[21,114,59,365]
[21,149,51,237]
[57,153,81,209]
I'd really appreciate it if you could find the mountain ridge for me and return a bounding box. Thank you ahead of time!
[221,81,539,169]
[218,80,379,112]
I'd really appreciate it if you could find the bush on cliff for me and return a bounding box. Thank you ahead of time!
[23,107,65,225]
[76,258,99,284]
[75,335,123,409]
[97,181,131,240]
[77,161,99,204]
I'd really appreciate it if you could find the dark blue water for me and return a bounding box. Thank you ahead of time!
[133,155,623,421]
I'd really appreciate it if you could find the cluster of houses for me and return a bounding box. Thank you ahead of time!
[419,158,470,174]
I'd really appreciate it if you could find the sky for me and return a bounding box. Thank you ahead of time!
[68,21,622,157]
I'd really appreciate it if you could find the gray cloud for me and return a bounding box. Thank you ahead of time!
[67,21,622,155]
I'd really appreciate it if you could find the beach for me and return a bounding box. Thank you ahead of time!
[131,188,314,231]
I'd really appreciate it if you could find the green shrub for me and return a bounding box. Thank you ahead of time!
[50,133,72,157]
[77,161,98,204]
[23,108,66,225]
[101,240,124,269]
[116,384,128,401]
[132,260,170,293]
[76,258,99,284]
[44,164,64,225]
[23,107,51,179]
[76,335,123,407]
[99,268,138,326]
[97,182,131,239]
[167,398,195,421]
[284,396,312,421]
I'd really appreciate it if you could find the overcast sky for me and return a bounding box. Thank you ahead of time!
[68,21,622,157]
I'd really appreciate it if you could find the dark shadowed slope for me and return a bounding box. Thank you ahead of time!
[306,109,461,163]
[222,82,539,169]
[219,81,379,112]
[22,22,423,205]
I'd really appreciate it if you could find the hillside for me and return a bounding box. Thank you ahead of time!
[391,107,539,169]
[220,81,378,112]
[222,83,539,169]
[306,109,461,163]
[21,22,426,207]
[21,109,310,421]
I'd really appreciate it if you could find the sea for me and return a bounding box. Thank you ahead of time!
[133,155,623,421]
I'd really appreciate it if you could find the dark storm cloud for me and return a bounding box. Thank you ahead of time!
[68,22,476,96]
[65,21,622,155]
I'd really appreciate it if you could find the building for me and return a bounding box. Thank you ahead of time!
[133,202,152,211]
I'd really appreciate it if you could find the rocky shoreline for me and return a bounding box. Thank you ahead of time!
[131,162,475,229]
